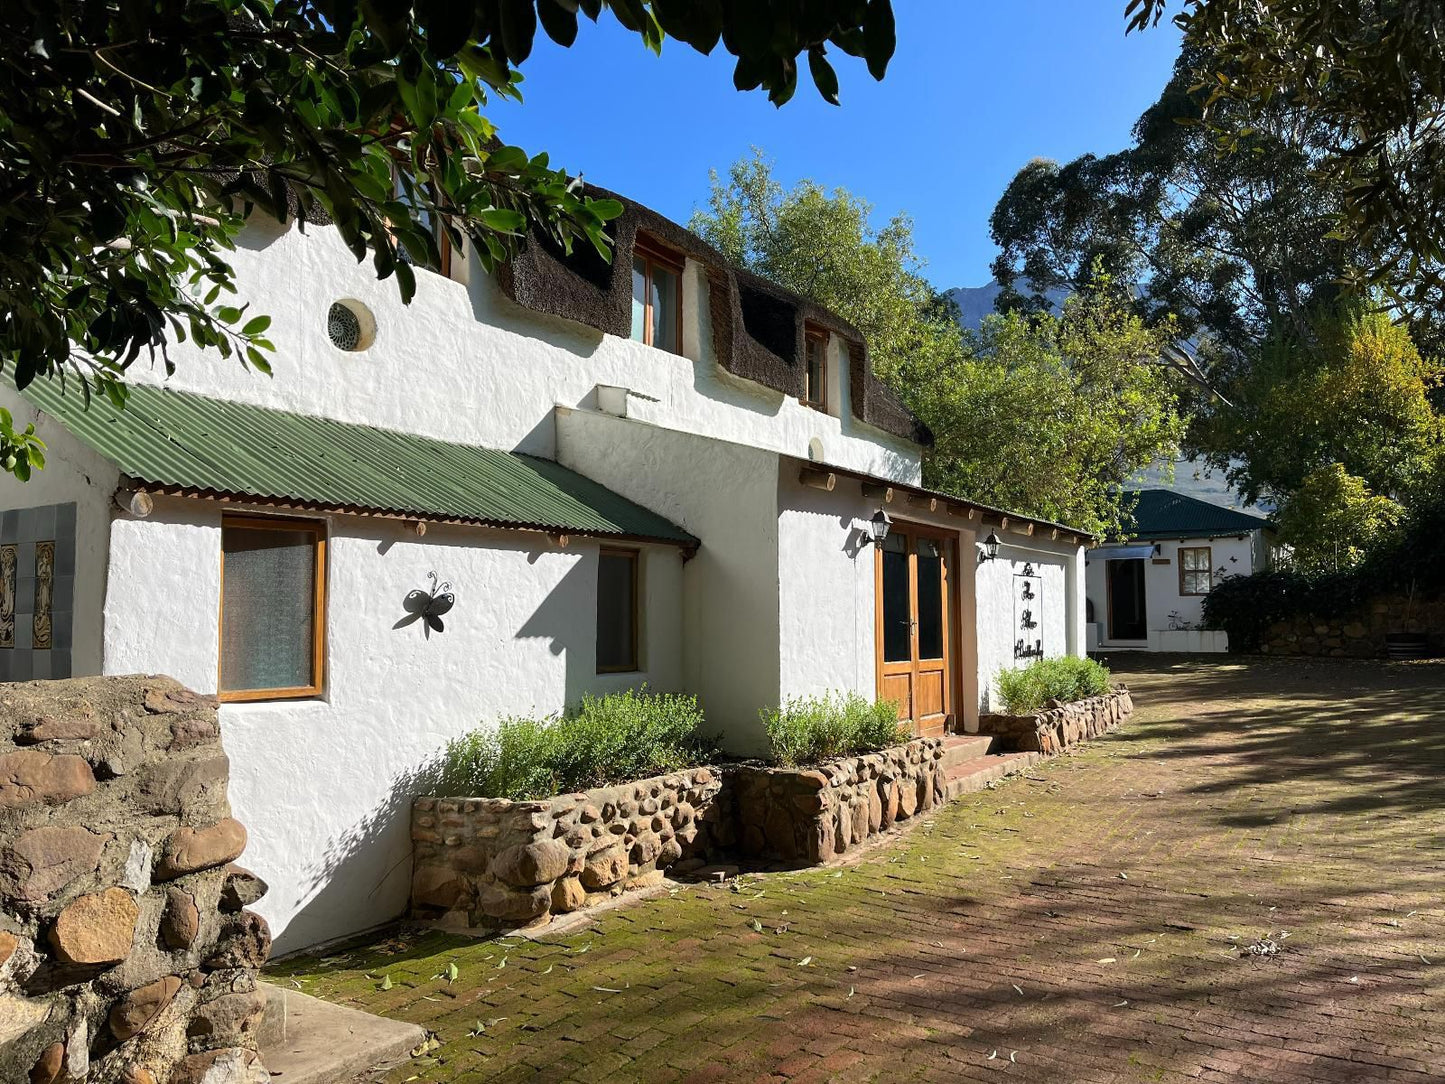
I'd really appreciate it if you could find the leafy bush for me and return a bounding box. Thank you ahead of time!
[434,687,716,800]
[995,656,1111,715]
[1203,488,1445,651]
[762,692,909,767]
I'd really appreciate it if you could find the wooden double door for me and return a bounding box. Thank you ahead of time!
[875,523,956,737]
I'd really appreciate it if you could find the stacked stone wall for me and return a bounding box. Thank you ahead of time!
[1,677,270,1084]
[1261,594,1445,657]
[729,738,945,863]
[411,767,725,927]
[978,686,1133,755]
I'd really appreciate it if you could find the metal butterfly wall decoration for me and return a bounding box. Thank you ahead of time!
[396,571,454,638]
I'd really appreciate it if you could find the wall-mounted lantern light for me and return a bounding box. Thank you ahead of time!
[980,531,1002,561]
[863,509,892,547]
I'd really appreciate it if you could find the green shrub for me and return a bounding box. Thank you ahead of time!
[434,687,716,800]
[995,656,1111,715]
[762,692,909,767]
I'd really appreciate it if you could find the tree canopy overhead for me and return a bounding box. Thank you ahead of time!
[0,0,897,455]
[1126,0,1445,324]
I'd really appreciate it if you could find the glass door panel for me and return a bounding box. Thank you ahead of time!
[916,537,944,660]
[881,532,911,663]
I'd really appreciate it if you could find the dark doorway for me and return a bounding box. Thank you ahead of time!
[1107,559,1147,640]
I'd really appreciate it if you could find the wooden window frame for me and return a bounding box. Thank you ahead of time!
[596,546,641,674]
[218,514,327,703]
[802,324,828,410]
[632,235,685,355]
[1178,545,1213,596]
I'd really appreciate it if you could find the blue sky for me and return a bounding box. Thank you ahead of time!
[488,2,1182,291]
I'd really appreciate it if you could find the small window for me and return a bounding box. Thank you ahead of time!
[596,548,639,673]
[392,168,453,278]
[630,237,683,354]
[1179,546,1213,596]
[220,516,326,701]
[803,326,828,409]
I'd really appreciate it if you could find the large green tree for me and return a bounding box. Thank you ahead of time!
[0,0,898,476]
[895,285,1187,539]
[990,36,1444,550]
[1127,0,1445,330]
[991,46,1348,359]
[1194,304,1442,506]
[693,156,1186,536]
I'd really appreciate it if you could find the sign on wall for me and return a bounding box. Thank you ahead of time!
[1014,562,1043,660]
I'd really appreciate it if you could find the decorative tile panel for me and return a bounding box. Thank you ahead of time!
[0,503,75,680]
[33,541,53,650]
[0,545,14,649]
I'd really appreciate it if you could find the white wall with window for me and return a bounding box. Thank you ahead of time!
[115,220,921,487]
[1084,532,1264,649]
[100,498,684,950]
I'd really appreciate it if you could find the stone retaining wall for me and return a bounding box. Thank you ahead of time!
[1261,593,1445,657]
[1,676,271,1084]
[411,767,726,928]
[730,738,946,863]
[978,686,1133,755]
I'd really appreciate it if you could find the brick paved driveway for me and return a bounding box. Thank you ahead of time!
[272,657,1445,1082]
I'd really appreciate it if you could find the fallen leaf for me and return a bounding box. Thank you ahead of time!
[592,986,622,993]
[447,961,460,983]
[750,918,763,933]
[798,956,812,967]
[379,974,392,991]
[1113,1000,1129,1007]
[847,986,855,998]
[1012,983,1024,996]
[1097,958,1117,965]
[987,1050,998,1060]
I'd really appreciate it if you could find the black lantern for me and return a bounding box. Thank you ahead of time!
[982,531,1002,561]
[866,509,892,546]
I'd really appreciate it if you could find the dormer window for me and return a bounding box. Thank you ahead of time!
[803,324,828,410]
[631,236,683,354]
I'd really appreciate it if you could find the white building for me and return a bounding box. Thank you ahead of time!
[1084,488,1272,653]
[0,194,1089,950]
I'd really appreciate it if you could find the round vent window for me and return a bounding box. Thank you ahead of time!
[327,299,376,352]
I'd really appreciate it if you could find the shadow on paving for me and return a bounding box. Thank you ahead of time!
[270,657,1445,1083]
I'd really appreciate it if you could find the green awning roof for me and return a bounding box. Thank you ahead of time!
[1120,488,1270,541]
[22,380,697,548]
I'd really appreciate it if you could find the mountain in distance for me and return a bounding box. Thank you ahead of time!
[944,280,1069,330]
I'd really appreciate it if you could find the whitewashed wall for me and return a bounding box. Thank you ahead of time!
[775,476,879,706]
[1084,532,1261,646]
[555,407,781,755]
[0,387,119,676]
[121,221,921,483]
[975,537,1084,716]
[103,496,684,950]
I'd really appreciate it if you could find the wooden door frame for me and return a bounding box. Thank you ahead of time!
[873,519,960,735]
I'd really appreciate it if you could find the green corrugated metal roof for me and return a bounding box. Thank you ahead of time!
[22,380,697,547]
[1121,488,1271,541]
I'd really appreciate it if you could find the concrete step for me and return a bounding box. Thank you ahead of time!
[938,734,998,772]
[941,751,1041,801]
[258,982,425,1084]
